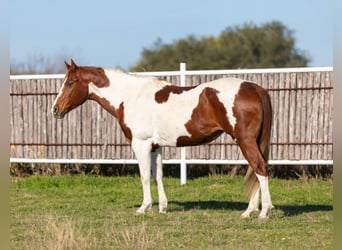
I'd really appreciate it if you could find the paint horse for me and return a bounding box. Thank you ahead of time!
[52,60,273,218]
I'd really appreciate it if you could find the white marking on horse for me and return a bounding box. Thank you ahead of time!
[52,76,67,108]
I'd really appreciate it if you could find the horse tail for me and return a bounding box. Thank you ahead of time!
[244,86,272,198]
[257,87,272,163]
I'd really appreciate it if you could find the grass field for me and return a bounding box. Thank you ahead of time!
[10,175,332,249]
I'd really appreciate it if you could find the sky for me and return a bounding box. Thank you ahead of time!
[10,0,332,71]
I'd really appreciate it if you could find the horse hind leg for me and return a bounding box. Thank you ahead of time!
[256,172,274,219]
[238,138,273,219]
[241,167,260,218]
[241,187,260,218]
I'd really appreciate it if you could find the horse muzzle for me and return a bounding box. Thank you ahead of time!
[51,105,66,119]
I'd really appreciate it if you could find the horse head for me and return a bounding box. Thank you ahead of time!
[52,59,110,119]
[51,59,90,119]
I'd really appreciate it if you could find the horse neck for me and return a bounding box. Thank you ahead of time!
[89,69,165,109]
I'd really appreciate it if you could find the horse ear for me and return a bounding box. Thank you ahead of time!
[64,61,71,70]
[70,59,77,69]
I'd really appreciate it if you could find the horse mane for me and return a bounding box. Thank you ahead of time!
[106,69,170,89]
[152,77,170,89]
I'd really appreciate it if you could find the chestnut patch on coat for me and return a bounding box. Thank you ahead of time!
[89,93,132,143]
[232,82,263,136]
[155,85,196,103]
[176,87,234,147]
[65,64,110,89]
[78,66,110,88]
[232,82,268,176]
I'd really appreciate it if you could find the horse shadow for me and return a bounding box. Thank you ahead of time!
[274,204,332,216]
[165,200,332,217]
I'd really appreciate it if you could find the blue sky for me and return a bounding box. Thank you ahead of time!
[10,0,332,70]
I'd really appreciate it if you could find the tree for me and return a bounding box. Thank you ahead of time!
[130,21,310,71]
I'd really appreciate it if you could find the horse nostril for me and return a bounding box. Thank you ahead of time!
[52,105,58,115]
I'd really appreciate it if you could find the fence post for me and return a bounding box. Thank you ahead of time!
[180,62,187,185]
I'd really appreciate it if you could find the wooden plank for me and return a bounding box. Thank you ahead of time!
[276,72,283,161]
[40,79,47,158]
[91,104,97,158]
[11,80,20,157]
[32,79,38,158]
[97,108,104,159]
[288,73,296,160]
[10,80,15,157]
[324,72,333,159]
[271,73,278,161]
[272,73,279,160]
[262,72,272,161]
[317,72,325,160]
[84,102,93,159]
[22,80,29,157]
[293,73,301,160]
[311,72,319,159]
[283,73,290,159]
[267,73,276,160]
[304,73,314,159]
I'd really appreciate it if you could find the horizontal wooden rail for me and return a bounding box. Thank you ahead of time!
[10,157,333,166]
[10,142,333,146]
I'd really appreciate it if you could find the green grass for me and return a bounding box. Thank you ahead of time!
[10,175,332,249]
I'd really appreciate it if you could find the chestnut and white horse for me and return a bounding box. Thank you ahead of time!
[52,60,273,218]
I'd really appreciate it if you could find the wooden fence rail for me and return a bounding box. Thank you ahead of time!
[10,67,333,164]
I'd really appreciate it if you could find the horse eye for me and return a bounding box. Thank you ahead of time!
[66,81,74,87]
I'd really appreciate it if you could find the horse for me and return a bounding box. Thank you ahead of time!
[52,59,273,218]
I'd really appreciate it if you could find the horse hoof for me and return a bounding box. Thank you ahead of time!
[258,215,269,220]
[258,212,269,219]
[241,207,259,218]
[159,205,167,214]
[240,212,250,218]
[135,204,152,215]
[258,206,273,219]
[135,210,145,215]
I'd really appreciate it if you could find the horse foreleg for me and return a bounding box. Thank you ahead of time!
[152,148,168,213]
[132,138,153,214]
